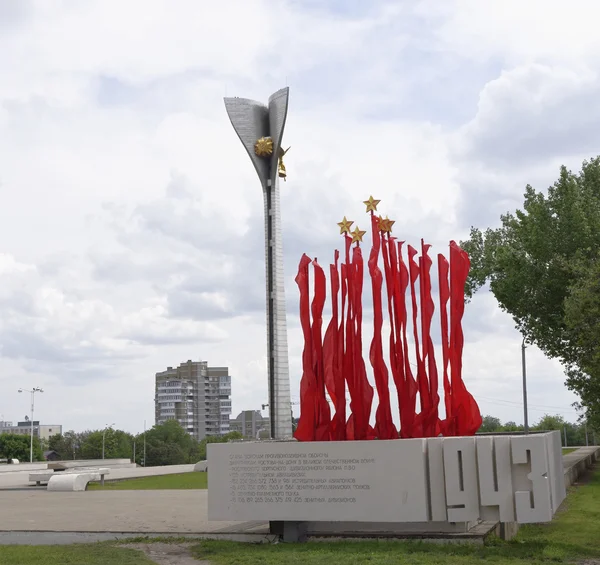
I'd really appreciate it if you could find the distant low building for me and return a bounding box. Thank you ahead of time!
[230,410,270,439]
[43,450,61,461]
[0,421,62,441]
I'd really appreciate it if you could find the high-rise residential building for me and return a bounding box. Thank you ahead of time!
[154,360,232,441]
[230,410,270,439]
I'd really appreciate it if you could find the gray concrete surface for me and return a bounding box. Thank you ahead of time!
[562,446,599,468]
[0,462,47,474]
[0,489,266,534]
[563,446,600,487]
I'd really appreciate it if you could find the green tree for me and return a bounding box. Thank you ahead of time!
[49,431,81,460]
[78,430,104,459]
[144,441,187,467]
[563,260,600,430]
[197,431,243,461]
[532,414,565,431]
[0,434,44,461]
[461,157,600,430]
[50,429,134,461]
[139,420,200,467]
[500,421,524,433]
[478,415,502,433]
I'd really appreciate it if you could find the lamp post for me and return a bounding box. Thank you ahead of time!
[521,338,529,434]
[102,423,115,460]
[18,387,43,463]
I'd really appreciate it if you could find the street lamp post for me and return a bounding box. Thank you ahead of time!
[102,423,115,460]
[18,387,43,463]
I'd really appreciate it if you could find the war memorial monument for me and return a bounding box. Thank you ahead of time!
[211,88,566,541]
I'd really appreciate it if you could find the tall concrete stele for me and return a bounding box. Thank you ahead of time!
[224,87,293,439]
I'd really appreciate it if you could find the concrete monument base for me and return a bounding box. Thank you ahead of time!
[208,432,566,540]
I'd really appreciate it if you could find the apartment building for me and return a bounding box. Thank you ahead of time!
[0,420,62,441]
[154,360,232,441]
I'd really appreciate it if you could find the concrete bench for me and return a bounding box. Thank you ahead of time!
[30,467,110,487]
[29,471,55,486]
[39,467,110,490]
[64,467,110,486]
[194,461,207,472]
[48,472,102,492]
[48,459,132,471]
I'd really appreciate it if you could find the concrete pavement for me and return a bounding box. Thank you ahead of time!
[0,490,261,533]
[0,489,269,544]
[562,446,599,469]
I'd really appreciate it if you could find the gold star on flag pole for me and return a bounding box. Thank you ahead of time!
[379,216,395,234]
[363,195,381,214]
[337,216,354,235]
[351,226,367,244]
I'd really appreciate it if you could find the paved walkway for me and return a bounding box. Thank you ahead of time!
[0,489,265,535]
[562,446,599,469]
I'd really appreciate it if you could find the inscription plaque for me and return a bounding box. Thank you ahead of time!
[208,439,428,522]
[208,432,567,525]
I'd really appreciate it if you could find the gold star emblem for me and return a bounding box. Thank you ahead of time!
[379,216,395,233]
[337,216,354,234]
[363,195,381,213]
[351,226,367,244]
[254,137,273,157]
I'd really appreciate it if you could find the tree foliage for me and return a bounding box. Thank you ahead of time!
[45,421,243,466]
[197,431,243,461]
[478,416,502,433]
[0,434,44,461]
[461,158,600,430]
[476,414,592,445]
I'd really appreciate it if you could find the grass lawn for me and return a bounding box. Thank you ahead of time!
[562,447,577,455]
[88,472,207,490]
[191,465,600,565]
[0,544,155,565]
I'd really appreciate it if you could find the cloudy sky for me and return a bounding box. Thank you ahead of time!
[0,0,593,435]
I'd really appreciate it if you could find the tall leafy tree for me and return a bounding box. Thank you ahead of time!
[478,416,502,433]
[139,420,201,466]
[461,158,600,429]
[197,431,243,461]
[0,434,44,461]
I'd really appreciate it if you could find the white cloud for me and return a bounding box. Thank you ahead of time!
[0,0,591,433]
[430,0,600,65]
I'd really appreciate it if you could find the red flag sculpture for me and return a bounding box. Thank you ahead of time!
[294,255,331,441]
[323,250,345,440]
[420,240,440,437]
[449,241,483,436]
[368,213,397,439]
[438,254,452,436]
[294,198,481,442]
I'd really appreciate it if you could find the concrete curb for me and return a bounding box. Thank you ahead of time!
[0,531,277,546]
[563,447,600,488]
